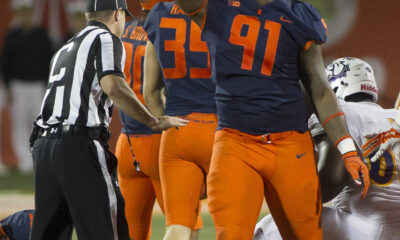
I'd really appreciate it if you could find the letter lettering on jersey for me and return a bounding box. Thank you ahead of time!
[123,25,133,39]
[130,27,148,41]
[229,15,281,76]
[160,18,187,79]
[170,3,186,15]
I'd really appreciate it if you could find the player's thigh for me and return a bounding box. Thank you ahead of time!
[120,176,155,240]
[207,130,265,240]
[116,134,155,178]
[322,207,382,240]
[178,113,218,171]
[159,154,204,229]
[266,131,321,240]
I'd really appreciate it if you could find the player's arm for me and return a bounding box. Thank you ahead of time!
[143,40,165,118]
[101,75,188,130]
[314,134,348,203]
[175,0,207,27]
[299,43,370,198]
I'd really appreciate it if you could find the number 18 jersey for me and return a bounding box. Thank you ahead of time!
[202,0,327,135]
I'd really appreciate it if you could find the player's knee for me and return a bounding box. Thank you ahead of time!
[163,225,191,240]
[215,225,252,240]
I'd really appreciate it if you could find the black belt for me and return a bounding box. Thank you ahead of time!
[39,125,110,142]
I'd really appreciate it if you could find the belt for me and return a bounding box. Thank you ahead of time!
[39,125,111,142]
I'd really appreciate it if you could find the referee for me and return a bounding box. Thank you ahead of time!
[29,0,188,239]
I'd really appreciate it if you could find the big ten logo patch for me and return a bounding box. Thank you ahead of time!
[228,0,240,7]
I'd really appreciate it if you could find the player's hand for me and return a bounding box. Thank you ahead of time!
[342,151,370,199]
[151,116,189,131]
[362,125,400,162]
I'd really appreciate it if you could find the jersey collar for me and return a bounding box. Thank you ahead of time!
[87,20,112,33]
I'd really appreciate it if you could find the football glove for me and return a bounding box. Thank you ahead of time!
[342,151,370,199]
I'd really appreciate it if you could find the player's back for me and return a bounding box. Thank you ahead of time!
[119,20,158,134]
[334,100,400,229]
[202,0,327,135]
[144,2,216,116]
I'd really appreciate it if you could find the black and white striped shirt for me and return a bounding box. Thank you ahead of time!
[36,21,126,128]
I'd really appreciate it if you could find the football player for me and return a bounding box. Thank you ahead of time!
[173,0,370,239]
[0,210,33,240]
[143,2,216,240]
[115,1,202,239]
[254,57,400,240]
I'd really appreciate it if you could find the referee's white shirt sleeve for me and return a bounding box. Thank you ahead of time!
[96,33,126,80]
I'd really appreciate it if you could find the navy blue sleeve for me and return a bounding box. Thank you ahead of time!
[288,1,327,49]
[143,3,163,44]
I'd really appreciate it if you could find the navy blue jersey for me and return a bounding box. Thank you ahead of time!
[0,210,33,240]
[202,0,327,135]
[119,20,160,134]
[144,2,216,116]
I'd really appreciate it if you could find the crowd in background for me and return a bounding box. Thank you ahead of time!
[0,0,87,175]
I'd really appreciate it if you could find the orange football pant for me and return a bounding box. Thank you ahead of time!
[116,134,202,240]
[208,129,322,240]
[160,113,218,229]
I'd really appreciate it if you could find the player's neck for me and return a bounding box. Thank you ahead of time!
[256,0,274,7]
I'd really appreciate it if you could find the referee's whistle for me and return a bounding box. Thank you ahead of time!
[134,160,141,172]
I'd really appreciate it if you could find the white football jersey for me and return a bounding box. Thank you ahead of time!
[253,207,382,240]
[333,100,400,232]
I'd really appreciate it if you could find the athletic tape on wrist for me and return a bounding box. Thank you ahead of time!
[336,136,357,155]
[342,150,357,160]
[322,112,345,127]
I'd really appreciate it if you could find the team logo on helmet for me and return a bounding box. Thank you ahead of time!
[326,57,354,82]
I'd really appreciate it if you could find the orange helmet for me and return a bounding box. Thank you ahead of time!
[140,0,172,11]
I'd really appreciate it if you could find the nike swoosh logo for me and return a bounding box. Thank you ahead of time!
[296,153,306,159]
[280,16,293,24]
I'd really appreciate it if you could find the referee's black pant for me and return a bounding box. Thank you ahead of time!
[30,133,129,240]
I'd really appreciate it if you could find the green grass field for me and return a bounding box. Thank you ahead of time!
[69,213,215,240]
[1,173,266,240]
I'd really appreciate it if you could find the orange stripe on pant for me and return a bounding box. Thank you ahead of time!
[207,129,322,240]
[160,112,218,229]
[116,133,203,240]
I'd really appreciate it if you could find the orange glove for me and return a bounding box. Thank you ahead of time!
[342,151,370,199]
